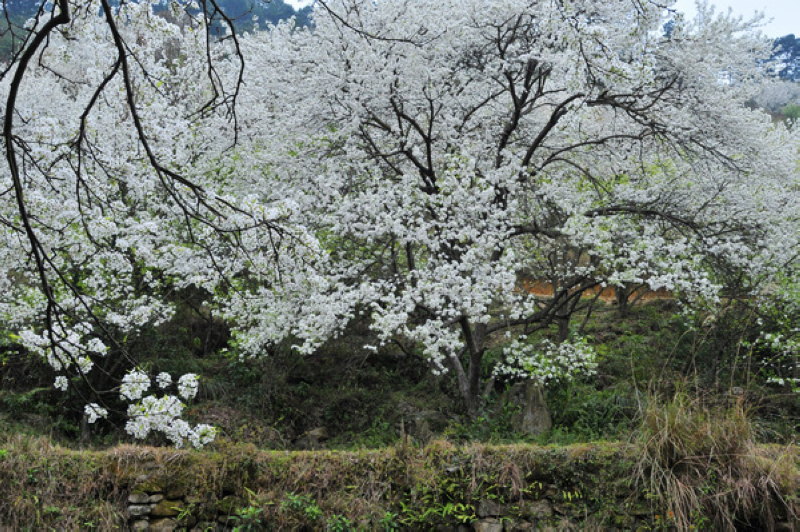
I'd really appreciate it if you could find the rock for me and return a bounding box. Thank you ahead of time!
[150,499,184,518]
[476,499,505,518]
[504,521,535,531]
[406,410,448,442]
[135,477,165,493]
[307,427,329,439]
[164,485,187,500]
[131,520,150,531]
[148,494,165,504]
[553,502,580,517]
[506,381,552,435]
[129,493,151,504]
[127,504,153,518]
[520,499,553,518]
[149,518,178,532]
[216,495,244,514]
[185,495,203,505]
[295,427,329,449]
[538,519,577,531]
[473,518,504,532]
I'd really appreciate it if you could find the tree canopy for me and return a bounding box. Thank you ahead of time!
[1,0,797,443]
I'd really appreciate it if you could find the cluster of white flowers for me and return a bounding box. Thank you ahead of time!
[54,375,68,391]
[120,369,151,401]
[85,403,108,424]
[122,371,215,448]
[494,337,598,385]
[759,329,799,393]
[177,374,199,400]
[156,372,172,389]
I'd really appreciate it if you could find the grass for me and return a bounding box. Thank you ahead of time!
[0,433,792,530]
[633,389,799,530]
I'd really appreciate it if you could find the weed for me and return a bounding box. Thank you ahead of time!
[281,491,322,523]
[326,514,355,531]
[231,505,264,531]
[378,510,400,531]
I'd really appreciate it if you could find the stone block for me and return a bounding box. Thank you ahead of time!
[520,499,553,518]
[477,499,505,517]
[473,518,504,532]
[151,499,184,518]
[165,485,187,500]
[131,519,150,531]
[129,493,151,504]
[127,504,153,518]
[149,518,178,532]
[504,520,535,531]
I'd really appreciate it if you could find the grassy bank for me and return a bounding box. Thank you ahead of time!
[0,432,796,530]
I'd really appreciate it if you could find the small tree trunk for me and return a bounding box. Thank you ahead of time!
[557,317,570,342]
[616,284,632,317]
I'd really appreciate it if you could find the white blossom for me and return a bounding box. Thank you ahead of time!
[85,403,108,424]
[120,370,151,401]
[54,376,68,391]
[0,0,796,435]
[156,373,172,389]
[177,374,199,401]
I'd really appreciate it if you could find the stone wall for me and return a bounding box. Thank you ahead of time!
[0,439,795,530]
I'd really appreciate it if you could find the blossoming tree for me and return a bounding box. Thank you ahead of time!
[1,0,797,434]
[231,0,798,415]
[0,0,317,446]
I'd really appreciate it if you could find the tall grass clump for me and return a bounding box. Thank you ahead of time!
[633,390,798,531]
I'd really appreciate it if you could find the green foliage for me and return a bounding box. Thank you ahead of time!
[544,382,635,442]
[281,492,323,523]
[378,510,400,531]
[231,505,264,532]
[781,103,800,123]
[326,514,355,531]
[232,488,265,532]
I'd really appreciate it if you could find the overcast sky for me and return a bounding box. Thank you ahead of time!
[673,0,798,38]
[284,0,797,39]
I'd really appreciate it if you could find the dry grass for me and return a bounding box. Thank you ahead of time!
[633,390,799,531]
[0,431,795,529]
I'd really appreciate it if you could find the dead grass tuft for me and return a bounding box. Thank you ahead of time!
[633,390,799,531]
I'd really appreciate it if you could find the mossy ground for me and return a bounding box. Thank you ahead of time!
[0,435,795,530]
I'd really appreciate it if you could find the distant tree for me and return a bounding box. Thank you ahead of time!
[783,103,800,123]
[771,34,800,81]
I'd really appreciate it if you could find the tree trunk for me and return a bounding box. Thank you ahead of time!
[454,317,487,418]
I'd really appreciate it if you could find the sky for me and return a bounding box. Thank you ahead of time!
[673,0,798,38]
[283,0,797,39]
[284,0,313,10]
